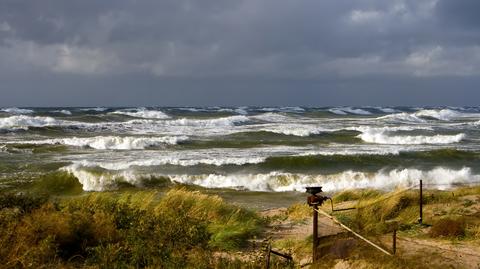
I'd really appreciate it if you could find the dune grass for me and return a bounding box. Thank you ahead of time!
[0,188,265,268]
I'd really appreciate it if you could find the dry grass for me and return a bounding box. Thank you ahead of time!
[429,217,466,238]
[0,188,265,268]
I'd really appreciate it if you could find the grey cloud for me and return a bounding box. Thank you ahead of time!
[0,0,479,105]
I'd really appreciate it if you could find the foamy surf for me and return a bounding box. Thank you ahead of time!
[9,136,188,150]
[358,131,465,145]
[0,108,34,114]
[62,166,479,192]
[0,115,64,129]
[329,107,372,115]
[111,108,170,119]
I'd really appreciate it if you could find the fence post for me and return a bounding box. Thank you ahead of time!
[393,228,397,255]
[312,204,318,263]
[265,242,271,269]
[418,179,423,225]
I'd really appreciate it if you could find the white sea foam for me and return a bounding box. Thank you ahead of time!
[63,166,480,192]
[378,112,427,123]
[415,109,464,121]
[79,107,107,112]
[162,115,250,127]
[13,136,188,150]
[1,108,34,114]
[358,128,465,145]
[0,115,63,129]
[252,113,292,122]
[112,108,170,119]
[329,107,371,115]
[376,107,399,113]
[72,155,266,171]
[258,107,305,113]
[328,108,348,115]
[61,164,140,191]
[52,110,72,115]
[172,167,479,192]
[261,125,326,137]
[234,107,249,115]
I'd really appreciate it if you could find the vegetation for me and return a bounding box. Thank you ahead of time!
[0,188,264,268]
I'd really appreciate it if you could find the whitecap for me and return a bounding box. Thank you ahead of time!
[1,107,34,114]
[0,115,63,129]
[112,108,170,119]
[52,110,72,115]
[378,113,427,123]
[12,136,188,150]
[358,128,465,145]
[63,167,480,192]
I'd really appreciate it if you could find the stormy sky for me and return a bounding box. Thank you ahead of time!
[1,0,480,107]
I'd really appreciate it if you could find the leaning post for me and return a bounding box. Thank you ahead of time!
[418,179,423,225]
[306,187,329,263]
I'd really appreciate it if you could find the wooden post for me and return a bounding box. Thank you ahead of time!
[392,229,397,255]
[313,204,319,263]
[265,243,271,269]
[419,179,423,225]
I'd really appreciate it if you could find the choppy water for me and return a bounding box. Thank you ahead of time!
[1,106,480,193]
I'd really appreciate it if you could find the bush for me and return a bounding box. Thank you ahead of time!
[0,192,49,213]
[0,189,264,268]
[430,217,466,238]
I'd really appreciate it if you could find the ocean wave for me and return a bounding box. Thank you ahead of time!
[375,107,399,113]
[263,149,478,170]
[251,113,293,122]
[79,107,107,112]
[170,167,478,192]
[358,128,465,145]
[162,115,250,127]
[62,166,480,192]
[260,127,325,137]
[71,154,266,171]
[112,108,170,119]
[52,109,72,115]
[1,107,34,114]
[381,109,480,123]
[0,115,64,129]
[378,113,427,123]
[258,107,305,113]
[61,164,140,191]
[415,109,464,121]
[9,136,188,150]
[328,107,372,115]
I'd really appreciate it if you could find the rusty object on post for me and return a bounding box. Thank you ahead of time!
[306,186,330,263]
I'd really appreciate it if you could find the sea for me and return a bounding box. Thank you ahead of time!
[1,106,479,206]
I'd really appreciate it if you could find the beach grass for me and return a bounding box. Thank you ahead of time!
[0,188,265,268]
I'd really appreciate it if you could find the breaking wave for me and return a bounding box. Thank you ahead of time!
[252,113,294,122]
[9,136,188,150]
[329,107,372,115]
[62,165,480,192]
[1,107,34,114]
[112,108,170,119]
[358,128,465,145]
[52,109,72,115]
[0,115,64,129]
[70,155,266,171]
[381,109,480,123]
[415,109,465,121]
[161,115,250,127]
[378,113,426,123]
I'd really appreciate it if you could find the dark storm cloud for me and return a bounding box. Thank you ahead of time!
[0,0,479,106]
